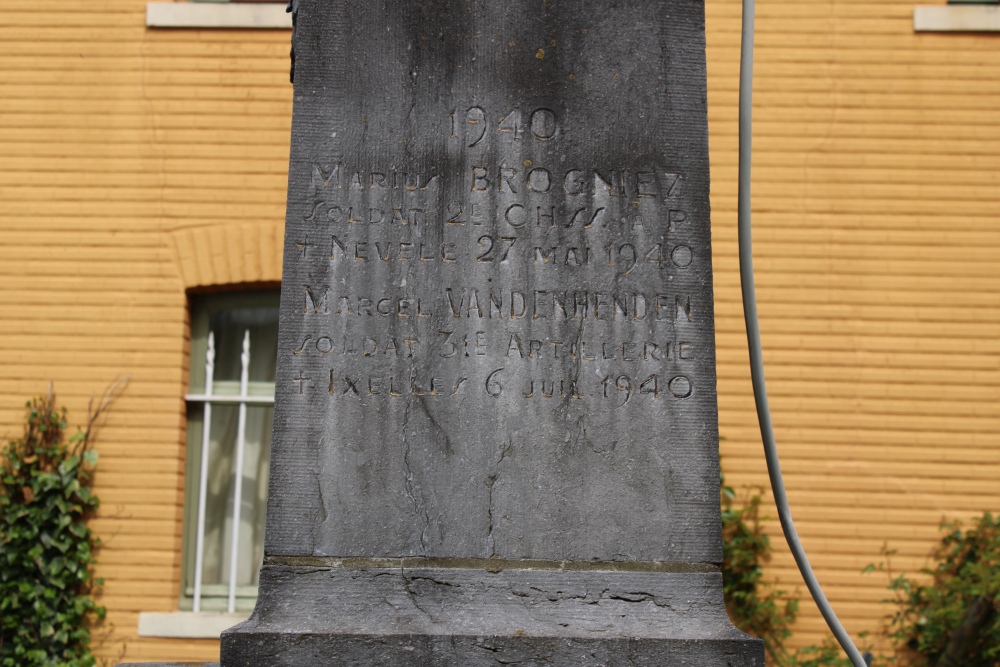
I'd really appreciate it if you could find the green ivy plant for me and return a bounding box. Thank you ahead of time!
[721,475,860,667]
[721,476,799,663]
[871,513,1000,666]
[0,385,123,667]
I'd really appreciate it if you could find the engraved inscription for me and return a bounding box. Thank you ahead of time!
[292,106,703,407]
[449,107,559,146]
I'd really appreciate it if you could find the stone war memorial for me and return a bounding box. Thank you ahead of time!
[126,0,763,664]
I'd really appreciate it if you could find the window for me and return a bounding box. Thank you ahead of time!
[914,3,1000,31]
[146,1,292,29]
[182,290,279,613]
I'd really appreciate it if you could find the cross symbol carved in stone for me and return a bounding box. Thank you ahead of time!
[295,235,316,258]
[292,371,311,394]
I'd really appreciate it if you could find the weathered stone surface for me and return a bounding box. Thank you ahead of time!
[227,566,756,664]
[236,566,730,637]
[224,565,762,664]
[215,0,763,663]
[226,635,758,667]
[269,0,719,567]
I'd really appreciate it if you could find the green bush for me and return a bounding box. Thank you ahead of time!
[721,475,860,667]
[875,513,1000,666]
[721,477,799,663]
[791,638,857,667]
[722,478,1000,665]
[0,389,115,667]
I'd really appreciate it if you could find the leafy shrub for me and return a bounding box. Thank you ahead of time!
[721,476,799,663]
[0,388,119,667]
[721,475,864,666]
[875,513,1000,666]
[791,637,857,667]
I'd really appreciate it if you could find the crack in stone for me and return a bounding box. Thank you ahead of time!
[584,587,611,604]
[399,565,432,619]
[606,590,672,608]
[571,415,588,454]
[560,318,587,413]
[406,98,418,127]
[485,437,513,558]
[401,400,431,554]
[314,469,328,524]
[625,640,640,666]
[407,574,458,588]
[310,437,327,553]
[416,392,452,455]
[475,644,502,653]
[398,568,457,621]
[511,583,591,603]
[471,641,525,665]
[508,583,669,608]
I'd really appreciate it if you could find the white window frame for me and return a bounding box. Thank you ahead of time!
[914,4,1000,32]
[146,2,292,29]
[180,290,279,614]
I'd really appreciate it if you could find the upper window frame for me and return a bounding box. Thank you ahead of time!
[146,2,292,29]
[914,4,1000,32]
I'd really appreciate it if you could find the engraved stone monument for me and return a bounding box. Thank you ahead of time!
[218,0,763,664]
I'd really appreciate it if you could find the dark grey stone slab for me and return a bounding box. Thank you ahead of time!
[215,0,761,663]
[226,635,759,667]
[223,566,759,665]
[236,566,730,638]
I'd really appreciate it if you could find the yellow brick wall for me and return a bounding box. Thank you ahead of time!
[0,1,289,662]
[0,0,997,662]
[707,0,1000,654]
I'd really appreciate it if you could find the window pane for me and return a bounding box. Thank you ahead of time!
[207,306,278,395]
[199,404,273,588]
[184,290,278,611]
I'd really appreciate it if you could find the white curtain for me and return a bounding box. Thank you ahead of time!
[199,306,278,589]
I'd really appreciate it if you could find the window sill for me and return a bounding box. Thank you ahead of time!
[914,5,1000,31]
[146,2,291,29]
[137,612,250,638]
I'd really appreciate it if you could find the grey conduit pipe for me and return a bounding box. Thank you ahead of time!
[737,1,870,665]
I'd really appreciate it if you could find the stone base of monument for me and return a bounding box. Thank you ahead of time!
[217,564,763,666]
